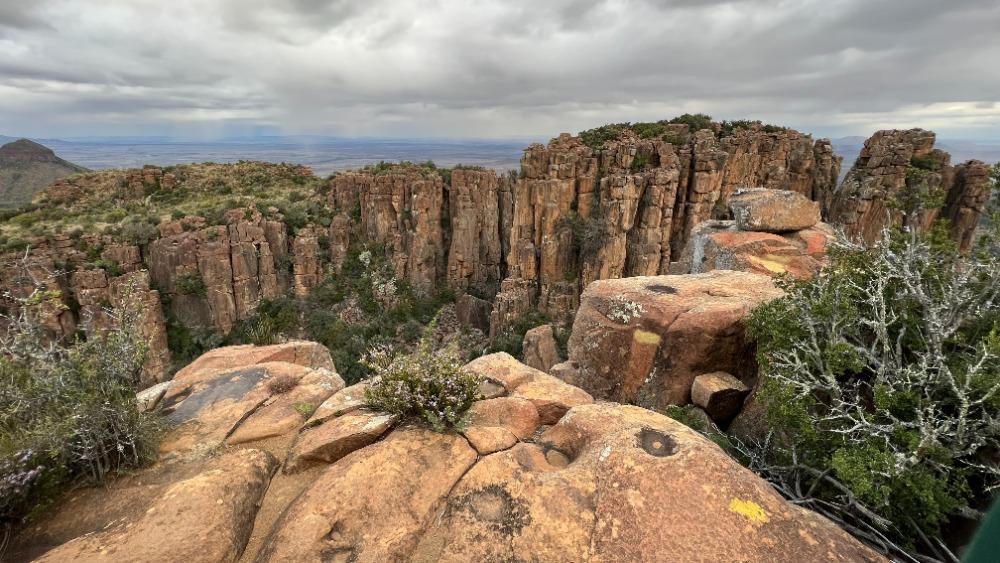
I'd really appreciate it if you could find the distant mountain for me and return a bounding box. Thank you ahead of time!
[0,139,88,207]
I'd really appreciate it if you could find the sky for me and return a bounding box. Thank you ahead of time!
[1,0,999,141]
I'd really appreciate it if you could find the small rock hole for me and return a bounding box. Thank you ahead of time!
[638,428,678,457]
[646,284,677,294]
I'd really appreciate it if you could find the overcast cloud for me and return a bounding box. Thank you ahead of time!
[0,0,998,140]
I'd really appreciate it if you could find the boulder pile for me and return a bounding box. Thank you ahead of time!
[673,188,834,280]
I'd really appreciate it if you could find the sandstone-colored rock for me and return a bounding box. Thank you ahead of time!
[447,169,504,296]
[462,397,540,455]
[690,371,750,422]
[169,341,335,390]
[291,226,324,297]
[678,220,824,280]
[305,381,369,427]
[109,269,172,386]
[255,426,477,562]
[729,188,820,232]
[413,402,884,563]
[136,381,171,412]
[828,128,962,244]
[557,271,783,409]
[510,373,594,425]
[15,348,886,563]
[330,167,448,296]
[160,345,343,454]
[489,277,536,338]
[491,124,838,337]
[226,365,344,445]
[285,410,399,473]
[463,351,539,391]
[522,324,562,372]
[34,448,277,563]
[942,160,993,252]
[455,292,491,332]
[727,384,769,444]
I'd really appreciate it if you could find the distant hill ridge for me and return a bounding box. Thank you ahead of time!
[0,138,88,207]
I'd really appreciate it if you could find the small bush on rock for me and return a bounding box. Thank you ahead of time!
[744,227,1000,562]
[363,323,481,432]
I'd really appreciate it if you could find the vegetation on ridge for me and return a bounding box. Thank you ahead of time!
[577,113,788,149]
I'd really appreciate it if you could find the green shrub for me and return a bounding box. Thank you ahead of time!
[486,311,551,357]
[119,217,159,246]
[296,244,456,383]
[630,152,651,172]
[0,279,159,526]
[363,323,481,432]
[228,296,301,346]
[910,154,942,171]
[744,228,1000,561]
[667,113,713,132]
[579,123,632,149]
[174,273,206,296]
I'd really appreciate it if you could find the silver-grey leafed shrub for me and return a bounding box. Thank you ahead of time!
[744,225,1000,562]
[363,321,481,432]
[0,258,159,527]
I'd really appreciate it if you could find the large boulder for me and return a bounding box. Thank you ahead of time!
[158,341,344,455]
[729,188,821,232]
[466,352,593,424]
[522,324,563,372]
[169,341,336,386]
[255,426,479,562]
[691,371,750,423]
[552,271,783,409]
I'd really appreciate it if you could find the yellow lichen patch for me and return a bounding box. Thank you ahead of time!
[746,255,788,274]
[728,498,770,524]
[632,329,661,346]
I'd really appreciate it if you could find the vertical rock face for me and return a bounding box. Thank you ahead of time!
[506,135,597,323]
[812,139,842,215]
[827,128,992,251]
[942,160,993,251]
[291,225,324,297]
[491,124,840,336]
[328,167,448,295]
[447,169,504,296]
[109,270,172,386]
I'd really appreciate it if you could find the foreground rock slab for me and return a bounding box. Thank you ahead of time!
[412,403,884,562]
[34,449,277,563]
[256,426,478,562]
[16,344,886,563]
[553,271,783,409]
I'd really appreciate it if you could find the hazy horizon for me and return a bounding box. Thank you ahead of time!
[4,131,999,178]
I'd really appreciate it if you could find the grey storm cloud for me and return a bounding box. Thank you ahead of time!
[0,0,998,139]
